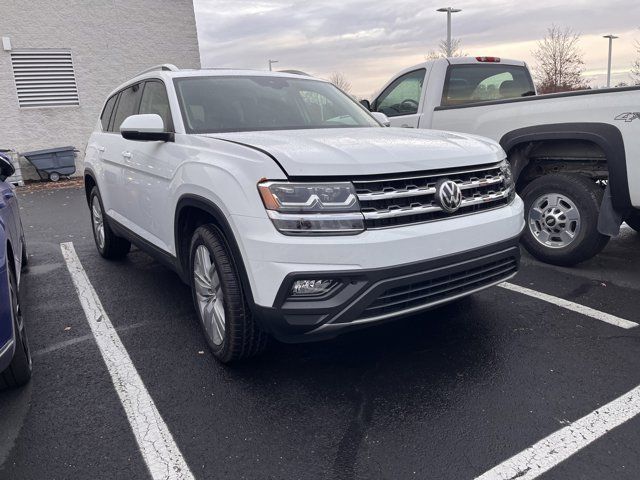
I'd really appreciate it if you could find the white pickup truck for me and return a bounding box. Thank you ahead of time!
[362,56,640,265]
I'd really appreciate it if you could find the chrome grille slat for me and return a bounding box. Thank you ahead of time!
[353,162,511,229]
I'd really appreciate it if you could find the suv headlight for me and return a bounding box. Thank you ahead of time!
[499,159,516,202]
[258,181,365,235]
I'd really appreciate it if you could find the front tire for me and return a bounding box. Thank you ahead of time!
[0,266,32,389]
[189,224,268,363]
[89,186,131,260]
[521,173,609,266]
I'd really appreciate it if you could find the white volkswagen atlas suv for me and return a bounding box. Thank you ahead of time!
[84,64,524,362]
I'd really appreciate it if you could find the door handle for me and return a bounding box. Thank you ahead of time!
[122,151,132,159]
[400,124,412,128]
[98,146,106,152]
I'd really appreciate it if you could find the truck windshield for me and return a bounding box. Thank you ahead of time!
[442,64,536,106]
[173,76,380,133]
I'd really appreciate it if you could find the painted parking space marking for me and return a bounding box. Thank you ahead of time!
[499,282,638,329]
[60,242,194,480]
[475,383,640,480]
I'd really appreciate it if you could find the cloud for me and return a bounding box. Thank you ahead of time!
[193,0,640,95]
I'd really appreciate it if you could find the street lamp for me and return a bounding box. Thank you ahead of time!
[603,34,618,88]
[437,7,462,57]
[268,59,279,71]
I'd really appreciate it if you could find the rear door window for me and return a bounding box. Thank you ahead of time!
[111,84,143,132]
[139,81,173,131]
[100,95,117,131]
[374,69,425,117]
[442,65,535,106]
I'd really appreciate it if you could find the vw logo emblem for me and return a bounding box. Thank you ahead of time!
[435,179,462,213]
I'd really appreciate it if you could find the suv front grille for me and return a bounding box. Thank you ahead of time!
[353,161,511,229]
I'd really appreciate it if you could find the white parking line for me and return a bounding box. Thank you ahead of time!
[476,383,640,480]
[60,242,194,480]
[499,282,638,330]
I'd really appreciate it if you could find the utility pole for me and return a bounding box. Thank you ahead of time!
[603,35,618,88]
[268,59,279,71]
[437,7,462,57]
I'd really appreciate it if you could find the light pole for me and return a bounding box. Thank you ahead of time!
[437,7,462,57]
[603,34,618,88]
[268,59,279,71]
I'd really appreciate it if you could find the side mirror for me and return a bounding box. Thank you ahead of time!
[0,153,15,182]
[359,99,371,111]
[371,111,391,127]
[120,114,174,142]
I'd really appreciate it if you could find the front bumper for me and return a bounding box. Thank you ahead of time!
[253,234,521,342]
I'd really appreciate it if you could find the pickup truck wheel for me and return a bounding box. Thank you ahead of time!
[89,187,131,260]
[0,266,32,390]
[521,173,609,266]
[189,224,268,363]
[625,211,640,232]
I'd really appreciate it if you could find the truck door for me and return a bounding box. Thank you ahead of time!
[372,69,426,128]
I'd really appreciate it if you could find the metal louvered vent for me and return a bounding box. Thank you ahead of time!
[11,49,79,108]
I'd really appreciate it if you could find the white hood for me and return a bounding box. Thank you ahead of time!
[202,127,504,177]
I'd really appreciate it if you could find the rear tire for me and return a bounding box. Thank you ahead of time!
[521,173,609,266]
[0,266,32,390]
[189,224,268,363]
[625,211,640,233]
[90,187,131,260]
[48,172,60,182]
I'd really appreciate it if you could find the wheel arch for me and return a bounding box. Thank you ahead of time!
[500,123,631,212]
[84,168,97,205]
[174,194,256,308]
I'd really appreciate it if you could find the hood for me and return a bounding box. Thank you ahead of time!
[201,127,504,177]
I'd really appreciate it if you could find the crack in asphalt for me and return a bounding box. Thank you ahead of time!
[332,361,380,480]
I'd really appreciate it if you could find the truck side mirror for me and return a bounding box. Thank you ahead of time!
[359,99,371,111]
[371,112,391,127]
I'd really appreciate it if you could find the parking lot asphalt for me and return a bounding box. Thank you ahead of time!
[1,183,639,480]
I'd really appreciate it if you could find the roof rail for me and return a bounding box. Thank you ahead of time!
[134,64,180,77]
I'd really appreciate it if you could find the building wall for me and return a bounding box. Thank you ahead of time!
[0,0,201,179]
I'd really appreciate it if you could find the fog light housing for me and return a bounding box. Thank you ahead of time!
[290,279,339,297]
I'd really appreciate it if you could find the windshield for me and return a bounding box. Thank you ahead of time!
[173,76,380,134]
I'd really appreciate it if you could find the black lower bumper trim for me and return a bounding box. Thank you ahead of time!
[253,235,521,343]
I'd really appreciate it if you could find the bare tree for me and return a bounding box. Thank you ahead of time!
[329,72,352,94]
[531,25,587,94]
[632,40,640,85]
[426,38,466,59]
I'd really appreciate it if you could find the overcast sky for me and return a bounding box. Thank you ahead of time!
[192,0,640,97]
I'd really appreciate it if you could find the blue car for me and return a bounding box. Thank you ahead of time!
[0,152,31,389]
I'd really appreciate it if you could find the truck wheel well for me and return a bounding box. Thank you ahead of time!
[5,241,16,276]
[507,139,608,192]
[175,205,216,275]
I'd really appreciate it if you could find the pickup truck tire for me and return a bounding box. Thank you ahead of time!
[0,266,32,390]
[625,211,640,232]
[189,224,268,363]
[520,174,609,266]
[90,187,131,260]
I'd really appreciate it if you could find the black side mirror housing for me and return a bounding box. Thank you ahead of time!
[121,130,175,142]
[0,153,15,182]
[359,99,371,111]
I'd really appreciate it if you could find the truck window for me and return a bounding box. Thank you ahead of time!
[442,65,535,106]
[374,69,425,117]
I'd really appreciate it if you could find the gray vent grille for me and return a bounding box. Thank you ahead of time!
[11,50,79,108]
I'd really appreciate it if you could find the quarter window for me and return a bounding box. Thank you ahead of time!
[374,69,425,117]
[139,81,172,131]
[111,84,142,132]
